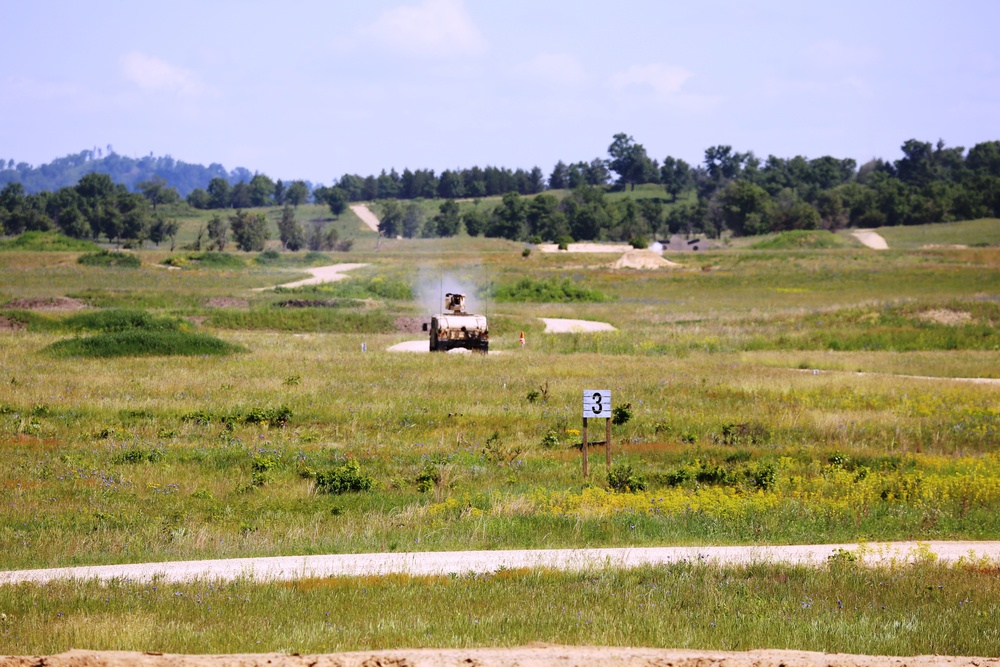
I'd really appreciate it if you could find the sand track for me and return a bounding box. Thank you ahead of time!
[254,263,368,291]
[349,203,380,233]
[3,647,994,667]
[4,541,998,586]
[852,229,889,249]
[541,318,616,333]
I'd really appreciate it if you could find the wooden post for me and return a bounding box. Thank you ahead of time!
[606,416,612,467]
[582,417,589,479]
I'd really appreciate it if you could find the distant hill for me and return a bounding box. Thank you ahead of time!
[0,150,263,196]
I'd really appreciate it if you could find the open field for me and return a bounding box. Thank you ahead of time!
[1,219,999,655]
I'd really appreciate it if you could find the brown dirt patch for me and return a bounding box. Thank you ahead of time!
[4,296,87,311]
[3,647,995,667]
[205,297,249,309]
[917,309,973,326]
[0,316,26,331]
[395,316,431,333]
[609,250,681,269]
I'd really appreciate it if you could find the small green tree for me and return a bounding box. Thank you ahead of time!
[206,213,229,251]
[229,209,268,251]
[402,202,424,238]
[277,205,305,251]
[285,180,309,207]
[377,199,403,237]
[431,199,461,237]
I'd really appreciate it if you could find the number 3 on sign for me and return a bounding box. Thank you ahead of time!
[583,390,611,418]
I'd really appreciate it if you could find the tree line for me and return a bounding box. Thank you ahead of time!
[4,135,999,245]
[377,135,1000,243]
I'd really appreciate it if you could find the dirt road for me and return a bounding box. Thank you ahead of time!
[256,263,368,291]
[349,204,380,233]
[4,647,995,667]
[3,541,998,586]
[852,229,889,249]
[541,318,616,333]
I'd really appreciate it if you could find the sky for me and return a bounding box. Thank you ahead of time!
[2,0,999,185]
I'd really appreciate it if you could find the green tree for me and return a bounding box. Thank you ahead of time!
[548,161,569,189]
[487,192,526,240]
[462,206,488,237]
[273,179,286,206]
[206,213,229,251]
[229,209,268,251]
[718,180,772,236]
[660,157,692,201]
[377,199,403,238]
[149,215,180,249]
[402,202,424,238]
[277,205,305,251]
[285,180,309,207]
[229,181,252,209]
[308,221,339,251]
[248,174,275,207]
[607,133,655,190]
[186,188,211,209]
[118,192,151,245]
[325,187,349,217]
[207,178,231,209]
[431,199,462,237]
[137,176,179,212]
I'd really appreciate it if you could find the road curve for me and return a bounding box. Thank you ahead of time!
[3,541,998,585]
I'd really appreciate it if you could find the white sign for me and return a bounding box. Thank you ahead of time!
[583,390,611,419]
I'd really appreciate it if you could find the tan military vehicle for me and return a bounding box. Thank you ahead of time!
[423,293,489,353]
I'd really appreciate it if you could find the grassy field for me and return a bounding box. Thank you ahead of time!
[1,219,999,654]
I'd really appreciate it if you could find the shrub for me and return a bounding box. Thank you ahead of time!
[315,460,374,494]
[521,248,531,258]
[112,447,164,464]
[493,277,609,303]
[746,461,777,491]
[243,406,292,428]
[62,309,182,333]
[44,330,246,358]
[0,231,99,252]
[540,429,560,449]
[250,453,279,487]
[607,462,646,493]
[629,237,649,249]
[77,251,141,268]
[612,403,633,426]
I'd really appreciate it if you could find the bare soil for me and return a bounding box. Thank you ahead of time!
[541,318,616,333]
[0,316,26,331]
[394,316,431,333]
[609,250,682,269]
[2,647,995,667]
[349,204,380,233]
[4,296,87,310]
[204,297,248,309]
[851,230,889,250]
[916,309,973,325]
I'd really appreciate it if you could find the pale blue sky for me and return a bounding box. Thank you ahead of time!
[2,0,998,184]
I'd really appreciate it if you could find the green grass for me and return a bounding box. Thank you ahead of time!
[751,230,849,250]
[207,308,395,333]
[0,231,99,252]
[44,330,246,358]
[875,218,1000,249]
[1,225,1000,654]
[494,277,610,303]
[77,250,142,268]
[2,562,999,655]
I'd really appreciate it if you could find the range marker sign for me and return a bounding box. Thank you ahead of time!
[583,390,611,419]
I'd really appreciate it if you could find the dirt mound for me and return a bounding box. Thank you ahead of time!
[394,316,431,333]
[916,309,973,325]
[609,250,681,269]
[0,316,26,331]
[205,297,248,308]
[4,296,87,310]
[4,647,994,667]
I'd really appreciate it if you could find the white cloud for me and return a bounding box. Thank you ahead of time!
[365,0,486,57]
[120,52,206,96]
[611,63,693,97]
[513,53,587,86]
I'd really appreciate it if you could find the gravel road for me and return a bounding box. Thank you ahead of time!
[3,541,998,586]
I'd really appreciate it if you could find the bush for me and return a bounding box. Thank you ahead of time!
[629,237,649,249]
[164,252,246,269]
[0,231,99,252]
[62,309,182,333]
[315,460,374,494]
[45,330,246,358]
[612,403,633,426]
[493,277,609,303]
[243,406,292,428]
[607,462,646,493]
[77,251,141,268]
[112,447,164,464]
